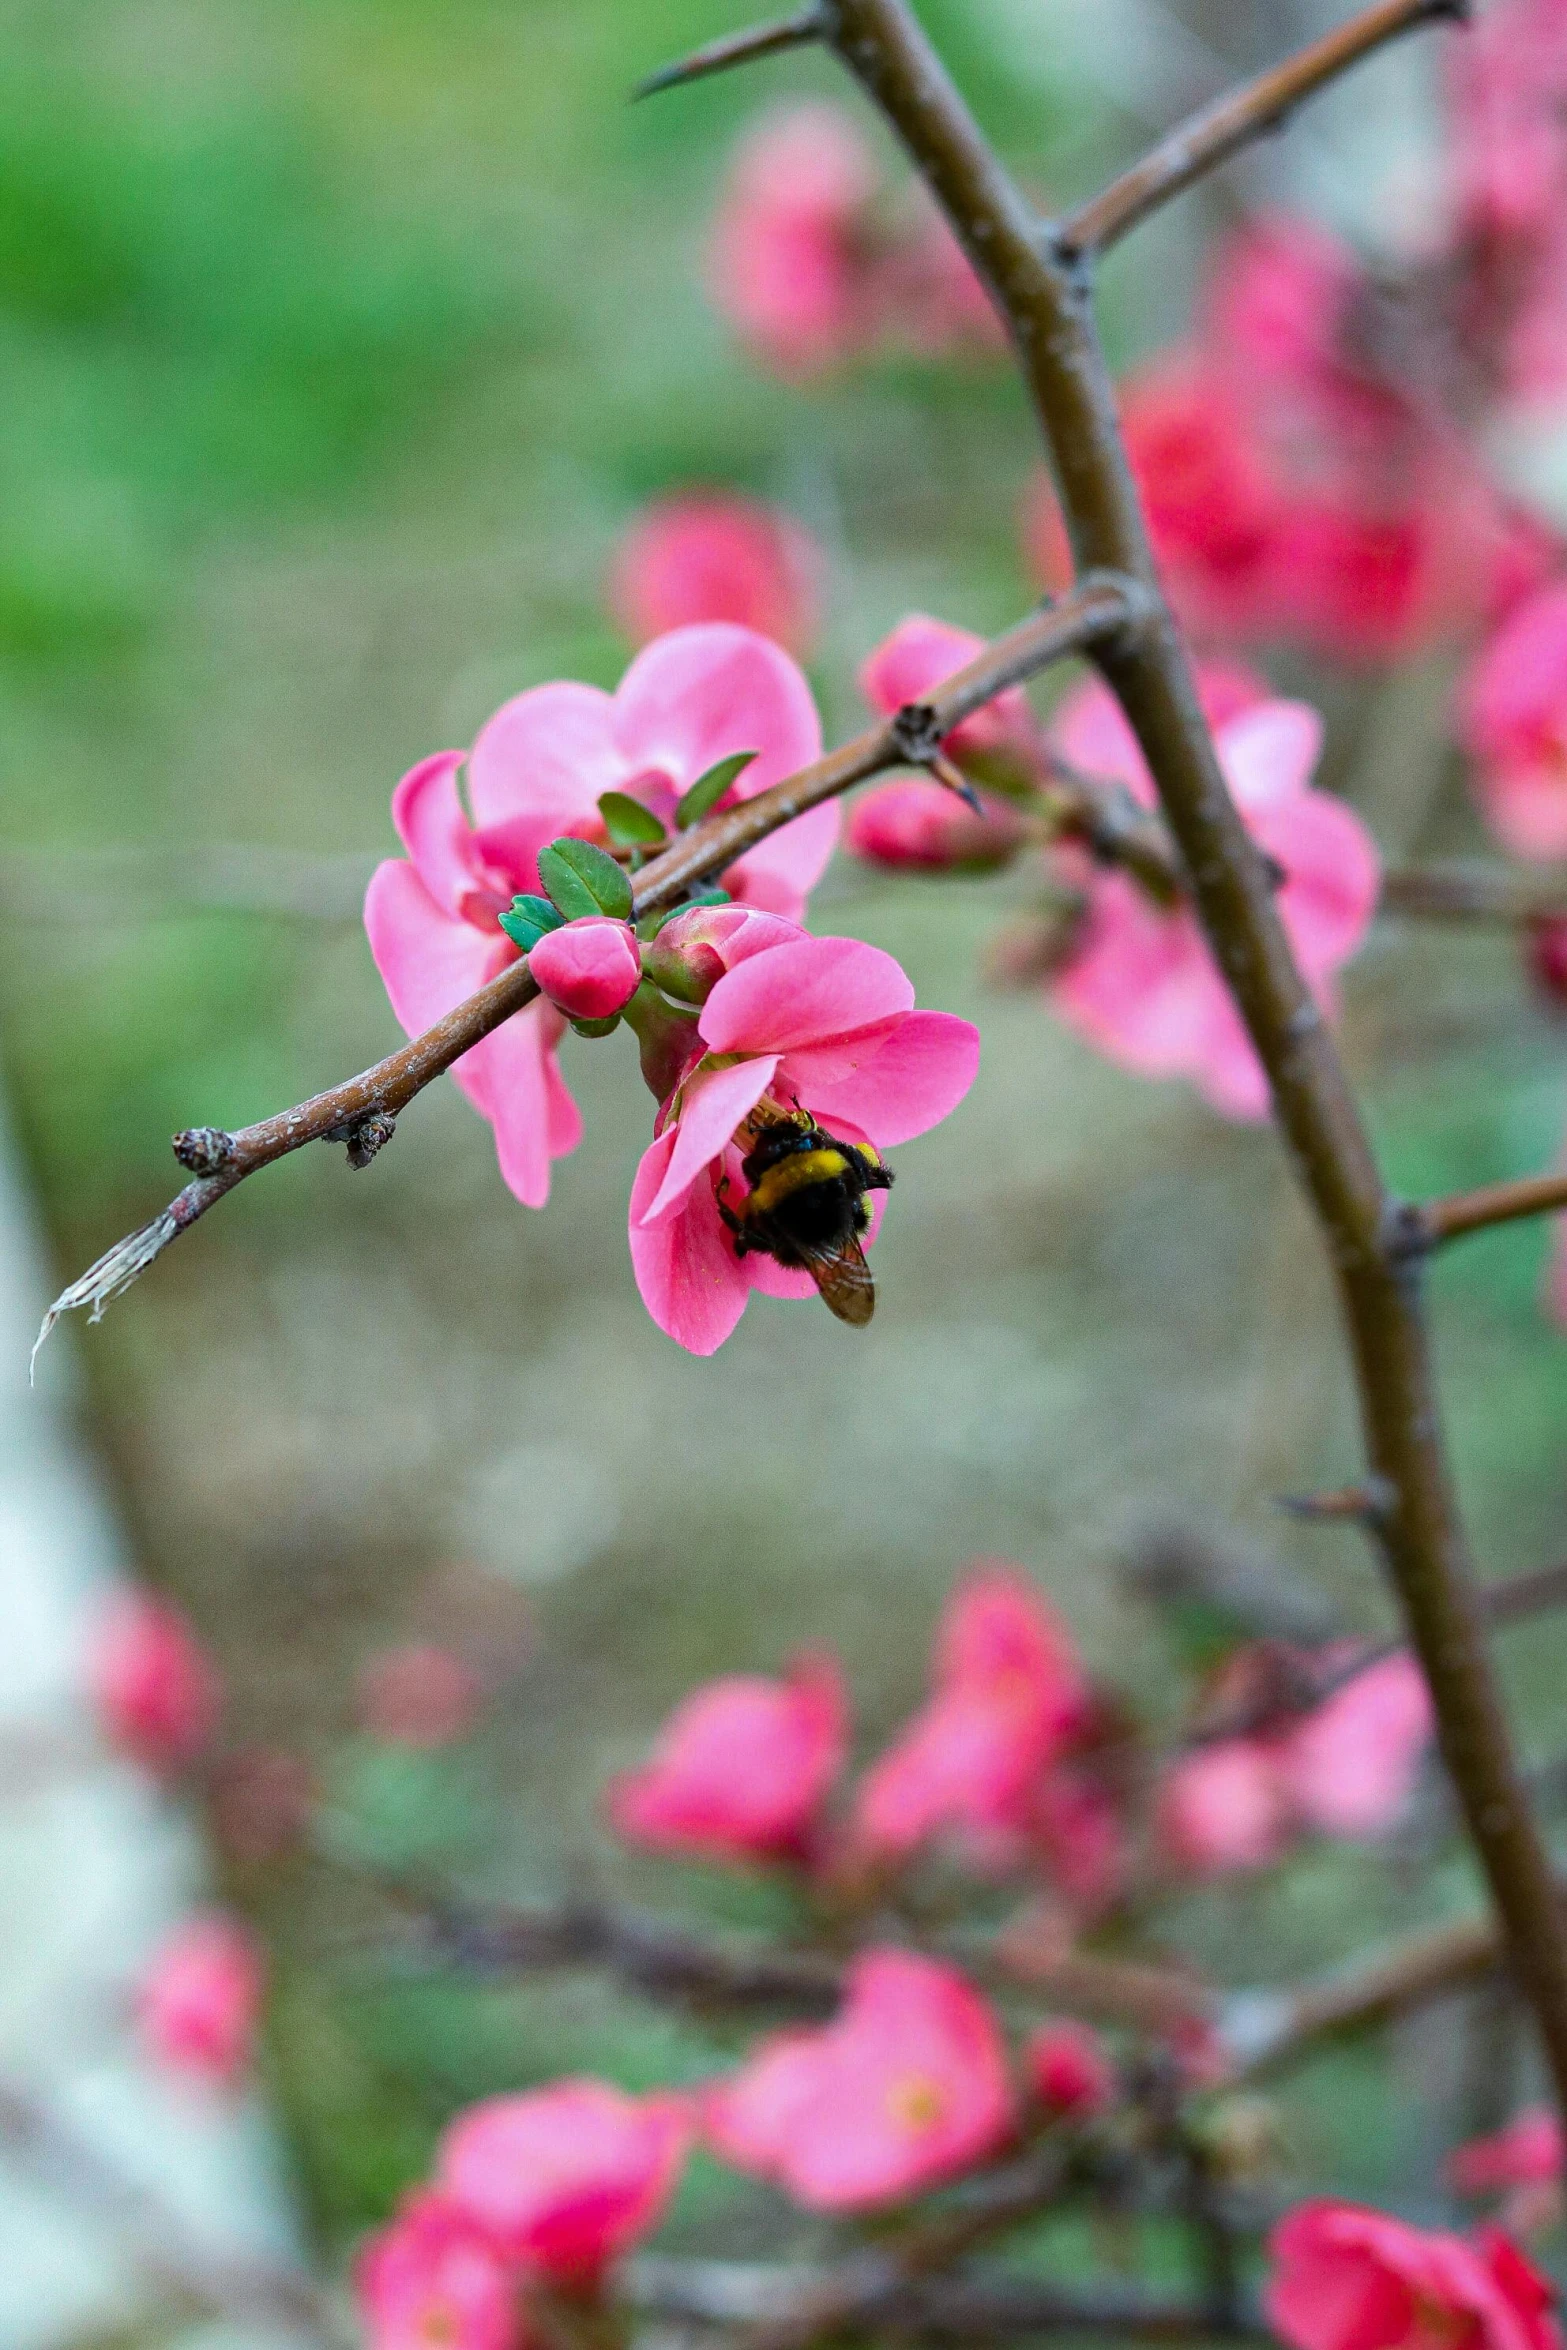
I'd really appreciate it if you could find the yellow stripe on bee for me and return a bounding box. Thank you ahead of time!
[747,1148,852,1216]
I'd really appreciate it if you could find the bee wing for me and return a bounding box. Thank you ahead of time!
[797,1229,876,1328]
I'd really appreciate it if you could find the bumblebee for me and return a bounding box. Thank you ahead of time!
[718,1109,894,1328]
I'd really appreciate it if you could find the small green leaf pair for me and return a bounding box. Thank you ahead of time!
[597,749,759,857]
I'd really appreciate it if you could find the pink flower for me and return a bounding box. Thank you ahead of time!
[1045,682,1380,1120]
[847,777,1026,871]
[1020,476,1074,597]
[357,1644,484,1751]
[1460,583,1567,860]
[628,923,978,1354]
[1023,2021,1114,2119]
[610,494,821,656]
[607,1653,847,1865]
[1284,1651,1433,1839]
[527,917,643,1025]
[137,1911,264,2088]
[1266,2201,1562,2350]
[1158,1650,1433,1878]
[89,1591,221,1772]
[1119,356,1288,642]
[364,625,833,1207]
[850,1566,1089,1864]
[1451,2113,1565,2199]
[436,2081,692,2288]
[709,104,880,373]
[357,2192,522,2350]
[704,1949,1014,2211]
[858,613,1043,787]
[870,207,1004,357]
[1156,1740,1293,1878]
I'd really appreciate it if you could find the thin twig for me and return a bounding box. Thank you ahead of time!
[1417,1171,1567,1248]
[1382,862,1567,926]
[812,0,1567,2124]
[1058,0,1467,256]
[34,581,1131,1360]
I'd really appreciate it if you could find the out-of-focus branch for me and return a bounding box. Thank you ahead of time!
[0,2079,344,2344]
[623,2252,1264,2340]
[1058,0,1467,255]
[34,580,1132,1360]
[1382,862,1567,926]
[1225,1908,1515,2077]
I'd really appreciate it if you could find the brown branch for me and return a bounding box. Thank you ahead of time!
[805,0,1567,2117]
[1226,1909,1512,2077]
[1058,0,1467,257]
[34,582,1131,1361]
[1382,862,1567,926]
[1416,1170,1567,1248]
[623,2253,1262,2340]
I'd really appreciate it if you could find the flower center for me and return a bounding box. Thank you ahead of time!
[886,2073,949,2132]
[419,2303,461,2346]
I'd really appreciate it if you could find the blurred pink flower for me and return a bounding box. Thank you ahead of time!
[709,104,880,373]
[607,1653,848,1865]
[357,1643,484,1751]
[610,494,821,656]
[1451,2112,1564,2199]
[138,1911,264,2089]
[357,2192,522,2350]
[847,777,1027,871]
[89,1591,221,1773]
[704,1949,1014,2210]
[1266,2200,1562,2350]
[365,625,834,1207]
[851,1565,1089,1865]
[1285,1651,1433,1839]
[1023,2020,1114,2118]
[858,613,1043,786]
[871,208,1005,356]
[437,2081,692,2288]
[1156,1739,1292,1878]
[1459,583,1567,860]
[1020,477,1074,597]
[1119,356,1288,643]
[527,917,643,1025]
[1045,682,1379,1120]
[1157,1650,1433,1878]
[629,923,978,1354]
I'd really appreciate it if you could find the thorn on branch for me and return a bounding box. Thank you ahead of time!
[927,747,984,814]
[172,1125,236,1175]
[633,8,826,100]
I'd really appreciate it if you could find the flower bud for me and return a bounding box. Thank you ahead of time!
[527,915,642,1022]
[1528,916,1567,1008]
[848,779,1026,871]
[1023,2020,1115,2118]
[643,903,801,1004]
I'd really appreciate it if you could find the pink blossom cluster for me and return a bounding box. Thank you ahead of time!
[708,103,1003,374]
[609,492,821,658]
[1155,1648,1434,1878]
[845,614,1381,1123]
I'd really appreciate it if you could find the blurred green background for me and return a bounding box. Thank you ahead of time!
[5,0,1567,2278]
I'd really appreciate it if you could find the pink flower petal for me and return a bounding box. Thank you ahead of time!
[459,1000,582,1209]
[1260,789,1382,983]
[613,623,822,797]
[797,1009,980,1147]
[364,861,507,1041]
[467,680,623,832]
[390,751,477,917]
[641,1058,782,1226]
[628,1132,753,1355]
[1217,700,1324,811]
[701,935,914,1057]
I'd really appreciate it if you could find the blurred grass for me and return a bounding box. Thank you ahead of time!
[3,0,1567,2281]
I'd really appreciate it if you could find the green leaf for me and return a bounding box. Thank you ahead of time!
[498,894,566,954]
[675,750,758,831]
[537,836,634,922]
[597,791,667,850]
